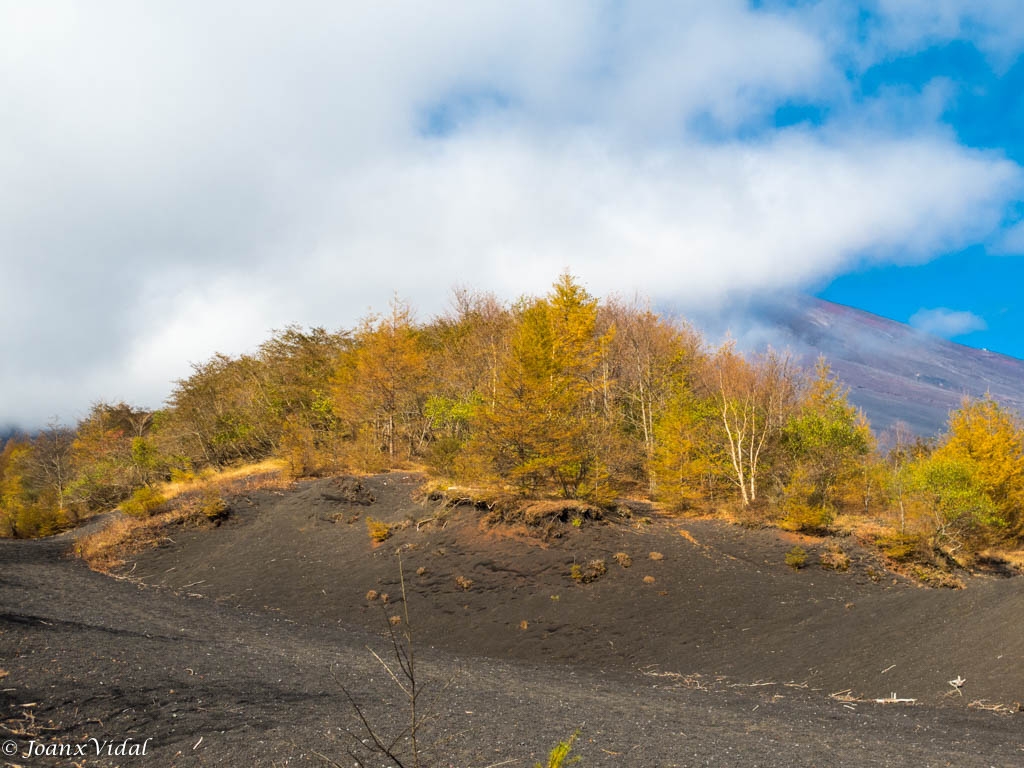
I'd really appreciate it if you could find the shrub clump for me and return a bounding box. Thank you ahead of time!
[785,545,808,570]
[366,517,392,543]
[819,544,850,571]
[199,489,229,521]
[876,532,923,562]
[779,502,832,534]
[613,552,632,568]
[569,559,607,584]
[120,486,166,518]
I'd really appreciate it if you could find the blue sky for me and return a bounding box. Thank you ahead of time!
[812,28,1024,357]
[1,1,1023,425]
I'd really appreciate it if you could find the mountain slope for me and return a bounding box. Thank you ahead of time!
[756,298,1024,435]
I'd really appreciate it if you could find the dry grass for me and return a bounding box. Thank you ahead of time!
[642,575,656,584]
[819,544,851,572]
[979,549,1024,572]
[76,461,291,572]
[613,552,632,568]
[678,528,699,546]
[159,458,287,502]
[76,513,178,572]
[455,575,474,591]
[649,551,664,561]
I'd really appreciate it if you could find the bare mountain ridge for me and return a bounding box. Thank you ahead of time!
[753,297,1024,436]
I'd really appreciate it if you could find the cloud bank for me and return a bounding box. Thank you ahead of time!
[1,1,1021,426]
[909,307,988,338]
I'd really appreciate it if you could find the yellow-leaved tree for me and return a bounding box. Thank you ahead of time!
[332,297,429,467]
[468,274,612,500]
[931,395,1024,541]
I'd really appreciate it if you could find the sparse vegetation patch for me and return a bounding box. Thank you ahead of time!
[785,546,808,570]
[569,558,607,584]
[366,517,392,543]
[819,544,850,571]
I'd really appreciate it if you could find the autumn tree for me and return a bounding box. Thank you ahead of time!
[258,325,349,475]
[27,421,76,515]
[779,357,872,526]
[164,353,278,466]
[68,403,158,511]
[652,383,724,509]
[600,298,704,493]
[909,455,997,550]
[469,274,611,499]
[880,420,928,535]
[930,395,1024,540]
[0,437,31,536]
[332,298,429,464]
[419,290,511,474]
[0,433,70,537]
[709,344,799,506]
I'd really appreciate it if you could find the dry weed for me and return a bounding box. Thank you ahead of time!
[366,517,392,544]
[819,544,851,571]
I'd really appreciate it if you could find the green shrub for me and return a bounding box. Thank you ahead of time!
[169,467,195,484]
[535,731,580,768]
[785,546,808,570]
[876,532,922,562]
[199,489,228,520]
[121,486,166,518]
[780,502,832,533]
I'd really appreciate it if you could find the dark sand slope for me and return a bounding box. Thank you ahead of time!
[1,475,1022,766]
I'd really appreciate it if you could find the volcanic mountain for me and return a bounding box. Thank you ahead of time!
[693,296,1024,437]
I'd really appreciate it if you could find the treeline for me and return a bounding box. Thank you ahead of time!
[3,275,1023,560]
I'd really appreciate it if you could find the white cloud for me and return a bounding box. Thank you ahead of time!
[991,220,1024,254]
[871,0,1024,61]
[0,1,1020,426]
[796,0,1024,67]
[909,307,988,338]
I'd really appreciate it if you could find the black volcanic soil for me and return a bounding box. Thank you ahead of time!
[3,473,1023,767]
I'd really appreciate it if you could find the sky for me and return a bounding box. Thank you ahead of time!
[1,1,1023,428]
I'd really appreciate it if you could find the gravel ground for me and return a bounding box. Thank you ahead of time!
[2,475,1022,767]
